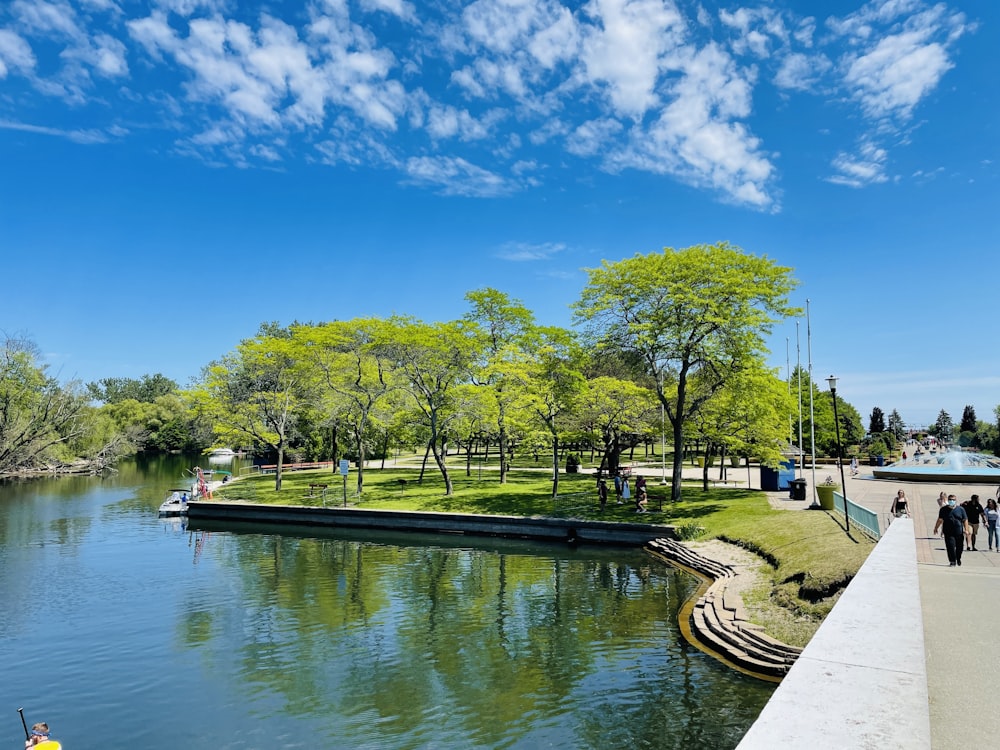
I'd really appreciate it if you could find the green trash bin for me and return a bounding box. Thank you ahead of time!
[816,485,836,510]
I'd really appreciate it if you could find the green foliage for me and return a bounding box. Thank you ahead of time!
[574,242,799,502]
[0,335,90,472]
[960,405,977,434]
[868,406,885,434]
[931,409,954,441]
[675,522,706,540]
[565,453,580,473]
[87,373,178,404]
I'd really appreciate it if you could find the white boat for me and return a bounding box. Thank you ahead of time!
[158,489,192,516]
[207,448,236,460]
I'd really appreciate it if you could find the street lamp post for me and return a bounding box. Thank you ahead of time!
[826,375,850,533]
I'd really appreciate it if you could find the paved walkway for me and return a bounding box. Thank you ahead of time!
[633,457,1000,748]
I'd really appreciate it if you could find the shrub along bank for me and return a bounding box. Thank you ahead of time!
[214,468,874,646]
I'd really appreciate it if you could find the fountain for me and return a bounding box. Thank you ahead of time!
[872,450,1000,483]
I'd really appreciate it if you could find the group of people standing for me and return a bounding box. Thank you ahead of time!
[933,490,1000,567]
[596,470,648,513]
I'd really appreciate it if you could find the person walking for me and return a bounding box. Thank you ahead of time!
[613,472,623,504]
[934,495,970,566]
[890,489,909,518]
[937,491,948,508]
[963,494,985,551]
[597,477,608,512]
[984,499,1000,552]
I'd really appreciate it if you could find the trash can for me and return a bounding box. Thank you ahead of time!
[789,478,807,501]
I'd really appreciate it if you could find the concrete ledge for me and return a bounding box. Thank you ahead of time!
[736,518,930,749]
[186,500,676,546]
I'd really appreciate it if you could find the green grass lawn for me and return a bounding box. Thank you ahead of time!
[216,465,873,645]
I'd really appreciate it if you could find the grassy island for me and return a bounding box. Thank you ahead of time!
[213,465,874,646]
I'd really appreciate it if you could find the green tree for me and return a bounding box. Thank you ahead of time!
[574,242,798,501]
[931,410,954,445]
[382,317,477,496]
[194,325,304,490]
[294,319,397,495]
[868,407,885,435]
[0,335,89,474]
[87,373,178,404]
[960,405,977,434]
[573,377,657,477]
[887,409,906,443]
[691,364,795,488]
[464,288,535,485]
[523,326,585,497]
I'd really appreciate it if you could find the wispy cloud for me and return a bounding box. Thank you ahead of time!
[827,138,889,187]
[0,118,110,143]
[0,0,974,205]
[496,241,567,261]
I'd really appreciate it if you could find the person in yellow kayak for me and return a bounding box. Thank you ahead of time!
[25,722,60,749]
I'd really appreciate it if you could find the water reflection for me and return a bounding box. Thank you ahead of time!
[0,458,773,749]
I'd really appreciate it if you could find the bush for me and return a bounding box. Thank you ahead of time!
[565,453,580,474]
[675,522,706,540]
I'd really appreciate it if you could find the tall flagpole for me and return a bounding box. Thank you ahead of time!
[786,337,791,445]
[807,300,818,507]
[797,322,803,478]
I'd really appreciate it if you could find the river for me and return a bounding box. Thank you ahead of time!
[0,454,773,749]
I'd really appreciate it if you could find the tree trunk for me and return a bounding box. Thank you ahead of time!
[431,435,453,495]
[275,442,284,491]
[419,439,432,483]
[498,397,508,484]
[550,433,560,498]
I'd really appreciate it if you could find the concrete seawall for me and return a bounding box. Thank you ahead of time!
[736,517,929,749]
[186,500,676,546]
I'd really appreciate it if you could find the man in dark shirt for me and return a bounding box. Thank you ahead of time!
[962,495,985,551]
[934,495,970,566]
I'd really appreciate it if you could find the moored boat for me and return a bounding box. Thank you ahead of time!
[158,489,192,516]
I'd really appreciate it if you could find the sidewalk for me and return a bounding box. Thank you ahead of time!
[783,464,1000,749]
[652,456,999,748]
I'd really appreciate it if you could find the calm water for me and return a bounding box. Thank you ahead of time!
[0,455,773,749]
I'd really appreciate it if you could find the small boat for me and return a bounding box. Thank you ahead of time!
[207,447,236,459]
[158,488,192,516]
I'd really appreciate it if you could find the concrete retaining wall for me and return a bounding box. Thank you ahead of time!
[186,500,676,546]
[736,517,929,749]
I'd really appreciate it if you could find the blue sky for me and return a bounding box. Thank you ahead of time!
[1,0,996,429]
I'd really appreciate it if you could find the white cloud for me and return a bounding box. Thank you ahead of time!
[605,41,774,207]
[830,1,968,122]
[566,117,622,156]
[496,241,566,261]
[0,29,36,77]
[827,139,889,187]
[403,155,517,197]
[844,31,951,120]
[359,0,415,23]
[579,0,685,118]
[0,118,110,143]
[774,51,830,91]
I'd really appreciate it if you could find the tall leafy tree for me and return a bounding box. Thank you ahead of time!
[464,288,534,484]
[887,409,906,443]
[382,317,477,496]
[194,324,304,490]
[931,409,954,444]
[960,405,977,434]
[868,407,886,434]
[0,335,89,474]
[574,242,798,501]
[573,377,656,477]
[523,326,585,497]
[294,319,395,495]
